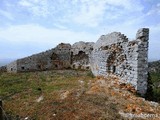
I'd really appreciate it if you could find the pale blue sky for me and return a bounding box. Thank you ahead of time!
[0,0,160,64]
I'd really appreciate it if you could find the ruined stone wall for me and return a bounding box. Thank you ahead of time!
[71,41,94,70]
[90,28,149,96]
[6,41,93,72]
[6,28,149,95]
[7,43,71,72]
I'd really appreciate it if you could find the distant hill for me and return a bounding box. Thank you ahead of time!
[149,60,160,73]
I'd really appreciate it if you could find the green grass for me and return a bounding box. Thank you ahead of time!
[0,70,94,119]
[0,74,30,99]
[0,70,85,99]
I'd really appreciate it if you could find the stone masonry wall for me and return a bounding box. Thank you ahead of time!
[136,28,149,95]
[7,61,17,73]
[16,49,53,72]
[90,32,129,77]
[90,28,149,96]
[7,43,71,72]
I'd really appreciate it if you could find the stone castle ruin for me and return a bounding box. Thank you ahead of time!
[6,28,149,95]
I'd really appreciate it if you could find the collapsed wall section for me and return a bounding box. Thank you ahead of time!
[51,43,71,69]
[71,41,94,69]
[90,32,129,77]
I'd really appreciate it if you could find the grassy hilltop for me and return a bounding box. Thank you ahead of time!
[0,70,160,120]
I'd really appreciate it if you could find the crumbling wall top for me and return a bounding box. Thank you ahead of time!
[94,32,128,50]
[56,43,71,49]
[136,28,149,40]
[71,41,94,55]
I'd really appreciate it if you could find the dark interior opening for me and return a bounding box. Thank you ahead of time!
[90,48,93,50]
[113,66,116,73]
[37,65,41,69]
[86,66,90,69]
[21,67,25,70]
[102,46,109,50]
[55,64,58,68]
[108,66,111,73]
[11,68,13,71]
[72,51,88,62]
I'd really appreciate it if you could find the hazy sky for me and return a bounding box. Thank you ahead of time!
[0,0,160,62]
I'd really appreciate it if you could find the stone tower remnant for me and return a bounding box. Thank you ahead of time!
[90,28,149,95]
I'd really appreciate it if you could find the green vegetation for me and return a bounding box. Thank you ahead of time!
[150,72,160,102]
[147,60,160,102]
[0,70,93,99]
[0,70,94,119]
